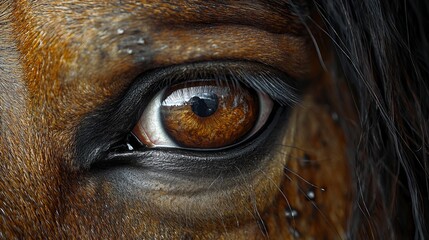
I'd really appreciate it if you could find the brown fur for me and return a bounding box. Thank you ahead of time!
[0,1,352,239]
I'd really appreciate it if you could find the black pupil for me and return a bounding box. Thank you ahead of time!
[189,93,219,117]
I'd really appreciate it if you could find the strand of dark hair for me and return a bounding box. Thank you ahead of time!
[311,0,429,239]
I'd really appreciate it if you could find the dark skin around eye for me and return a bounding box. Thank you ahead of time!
[0,1,354,239]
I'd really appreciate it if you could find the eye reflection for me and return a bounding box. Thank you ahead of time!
[132,79,274,150]
[188,92,219,118]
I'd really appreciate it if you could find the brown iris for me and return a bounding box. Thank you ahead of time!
[161,80,258,148]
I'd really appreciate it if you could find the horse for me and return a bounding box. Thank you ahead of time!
[0,0,427,239]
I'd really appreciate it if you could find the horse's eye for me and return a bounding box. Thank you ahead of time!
[82,62,299,171]
[132,79,273,150]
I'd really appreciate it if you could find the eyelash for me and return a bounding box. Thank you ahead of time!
[76,61,302,169]
[155,66,301,108]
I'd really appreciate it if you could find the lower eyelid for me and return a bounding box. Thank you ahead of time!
[100,107,286,176]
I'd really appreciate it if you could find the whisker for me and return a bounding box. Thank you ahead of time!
[294,178,343,239]
[258,169,298,235]
[289,1,328,72]
[235,166,269,238]
[270,143,313,153]
[213,204,229,238]
[207,173,222,190]
[283,167,324,190]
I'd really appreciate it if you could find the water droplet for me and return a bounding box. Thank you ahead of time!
[289,227,301,238]
[306,190,315,200]
[285,208,299,219]
[126,143,134,151]
[137,37,145,45]
[126,49,133,54]
[117,28,125,35]
[320,187,326,192]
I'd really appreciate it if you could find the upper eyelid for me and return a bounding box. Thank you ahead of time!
[225,69,300,106]
[150,61,303,106]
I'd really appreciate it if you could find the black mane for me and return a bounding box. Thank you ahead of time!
[313,0,429,238]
